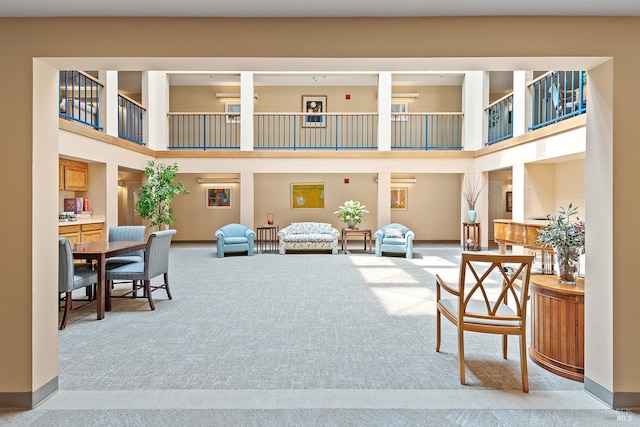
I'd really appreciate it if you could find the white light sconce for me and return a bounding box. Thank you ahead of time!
[375,177,417,184]
[197,178,240,184]
[391,178,417,184]
[507,178,513,189]
[391,93,419,99]
[215,92,259,99]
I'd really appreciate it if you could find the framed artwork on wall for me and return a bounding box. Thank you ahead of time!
[206,187,232,209]
[391,101,408,122]
[302,95,327,127]
[506,191,513,213]
[391,187,408,210]
[291,183,325,209]
[225,102,241,124]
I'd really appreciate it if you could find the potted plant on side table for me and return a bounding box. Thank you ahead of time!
[536,203,585,285]
[135,160,190,230]
[334,200,369,229]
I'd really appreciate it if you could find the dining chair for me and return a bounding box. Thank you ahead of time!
[59,237,98,330]
[435,252,534,392]
[105,229,176,310]
[106,225,146,267]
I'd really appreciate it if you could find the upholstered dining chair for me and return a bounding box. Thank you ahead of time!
[58,237,98,330]
[214,223,256,258]
[105,229,176,311]
[374,223,415,259]
[436,252,534,392]
[106,225,146,267]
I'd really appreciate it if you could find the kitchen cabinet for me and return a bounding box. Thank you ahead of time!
[80,222,103,242]
[59,222,103,243]
[59,159,88,191]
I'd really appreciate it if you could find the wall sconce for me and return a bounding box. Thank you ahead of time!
[197,178,240,184]
[215,93,259,99]
[375,177,417,184]
[391,177,417,184]
[391,93,419,99]
[507,178,513,189]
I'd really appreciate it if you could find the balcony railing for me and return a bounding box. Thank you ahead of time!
[59,70,102,130]
[485,94,513,145]
[530,70,586,131]
[254,113,378,150]
[391,113,463,150]
[168,113,240,150]
[168,112,463,150]
[118,94,145,145]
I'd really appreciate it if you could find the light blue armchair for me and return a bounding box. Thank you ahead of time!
[215,223,256,258]
[374,223,415,259]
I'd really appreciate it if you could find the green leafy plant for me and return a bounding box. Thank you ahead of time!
[334,200,369,225]
[135,160,189,228]
[536,203,585,282]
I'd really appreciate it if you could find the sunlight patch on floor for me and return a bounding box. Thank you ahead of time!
[358,267,419,284]
[410,256,458,268]
[370,287,437,316]
[349,256,396,266]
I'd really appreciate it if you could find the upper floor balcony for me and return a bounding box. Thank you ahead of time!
[59,70,586,152]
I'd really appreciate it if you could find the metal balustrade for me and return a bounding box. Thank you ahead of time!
[118,94,145,145]
[168,113,240,150]
[530,70,586,131]
[59,70,102,130]
[391,113,463,150]
[486,94,513,145]
[254,113,378,150]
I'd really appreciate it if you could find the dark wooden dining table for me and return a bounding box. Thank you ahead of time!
[71,240,147,320]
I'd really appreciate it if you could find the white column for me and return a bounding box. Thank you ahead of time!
[377,72,392,151]
[99,70,118,138]
[512,70,531,138]
[462,71,486,151]
[510,162,526,254]
[240,72,254,151]
[143,71,168,150]
[239,171,254,228]
[376,171,391,227]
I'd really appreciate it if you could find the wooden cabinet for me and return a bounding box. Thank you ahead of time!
[60,223,103,243]
[59,224,81,244]
[59,159,88,191]
[80,223,103,242]
[528,274,584,382]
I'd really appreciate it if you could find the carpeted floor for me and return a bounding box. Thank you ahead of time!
[2,243,636,426]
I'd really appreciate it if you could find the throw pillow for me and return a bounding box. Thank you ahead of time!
[385,227,404,238]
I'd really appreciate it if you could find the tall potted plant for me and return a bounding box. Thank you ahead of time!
[536,203,585,284]
[135,160,189,229]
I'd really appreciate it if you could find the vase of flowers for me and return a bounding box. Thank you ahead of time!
[334,200,369,228]
[536,203,585,285]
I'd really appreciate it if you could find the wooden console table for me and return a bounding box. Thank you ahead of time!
[528,274,584,382]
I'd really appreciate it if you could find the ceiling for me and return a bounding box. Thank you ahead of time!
[2,0,639,17]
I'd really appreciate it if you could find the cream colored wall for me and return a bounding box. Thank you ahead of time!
[555,159,586,218]
[3,16,639,406]
[524,159,586,219]
[169,85,462,114]
[166,172,462,241]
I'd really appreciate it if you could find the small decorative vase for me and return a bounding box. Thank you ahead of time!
[347,220,356,229]
[267,213,274,225]
[467,210,477,223]
[555,246,580,285]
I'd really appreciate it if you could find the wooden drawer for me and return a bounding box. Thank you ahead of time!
[59,225,81,244]
[81,223,104,242]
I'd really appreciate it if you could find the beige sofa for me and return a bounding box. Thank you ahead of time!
[278,222,340,254]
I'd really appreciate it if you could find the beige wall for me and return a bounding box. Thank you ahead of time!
[169,85,462,113]
[2,16,639,407]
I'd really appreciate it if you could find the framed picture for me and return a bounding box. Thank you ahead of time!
[291,183,325,209]
[391,101,408,122]
[506,191,513,213]
[206,186,232,209]
[225,102,241,124]
[302,95,327,127]
[391,187,408,210]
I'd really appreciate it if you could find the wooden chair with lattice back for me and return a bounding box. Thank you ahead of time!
[435,252,534,392]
